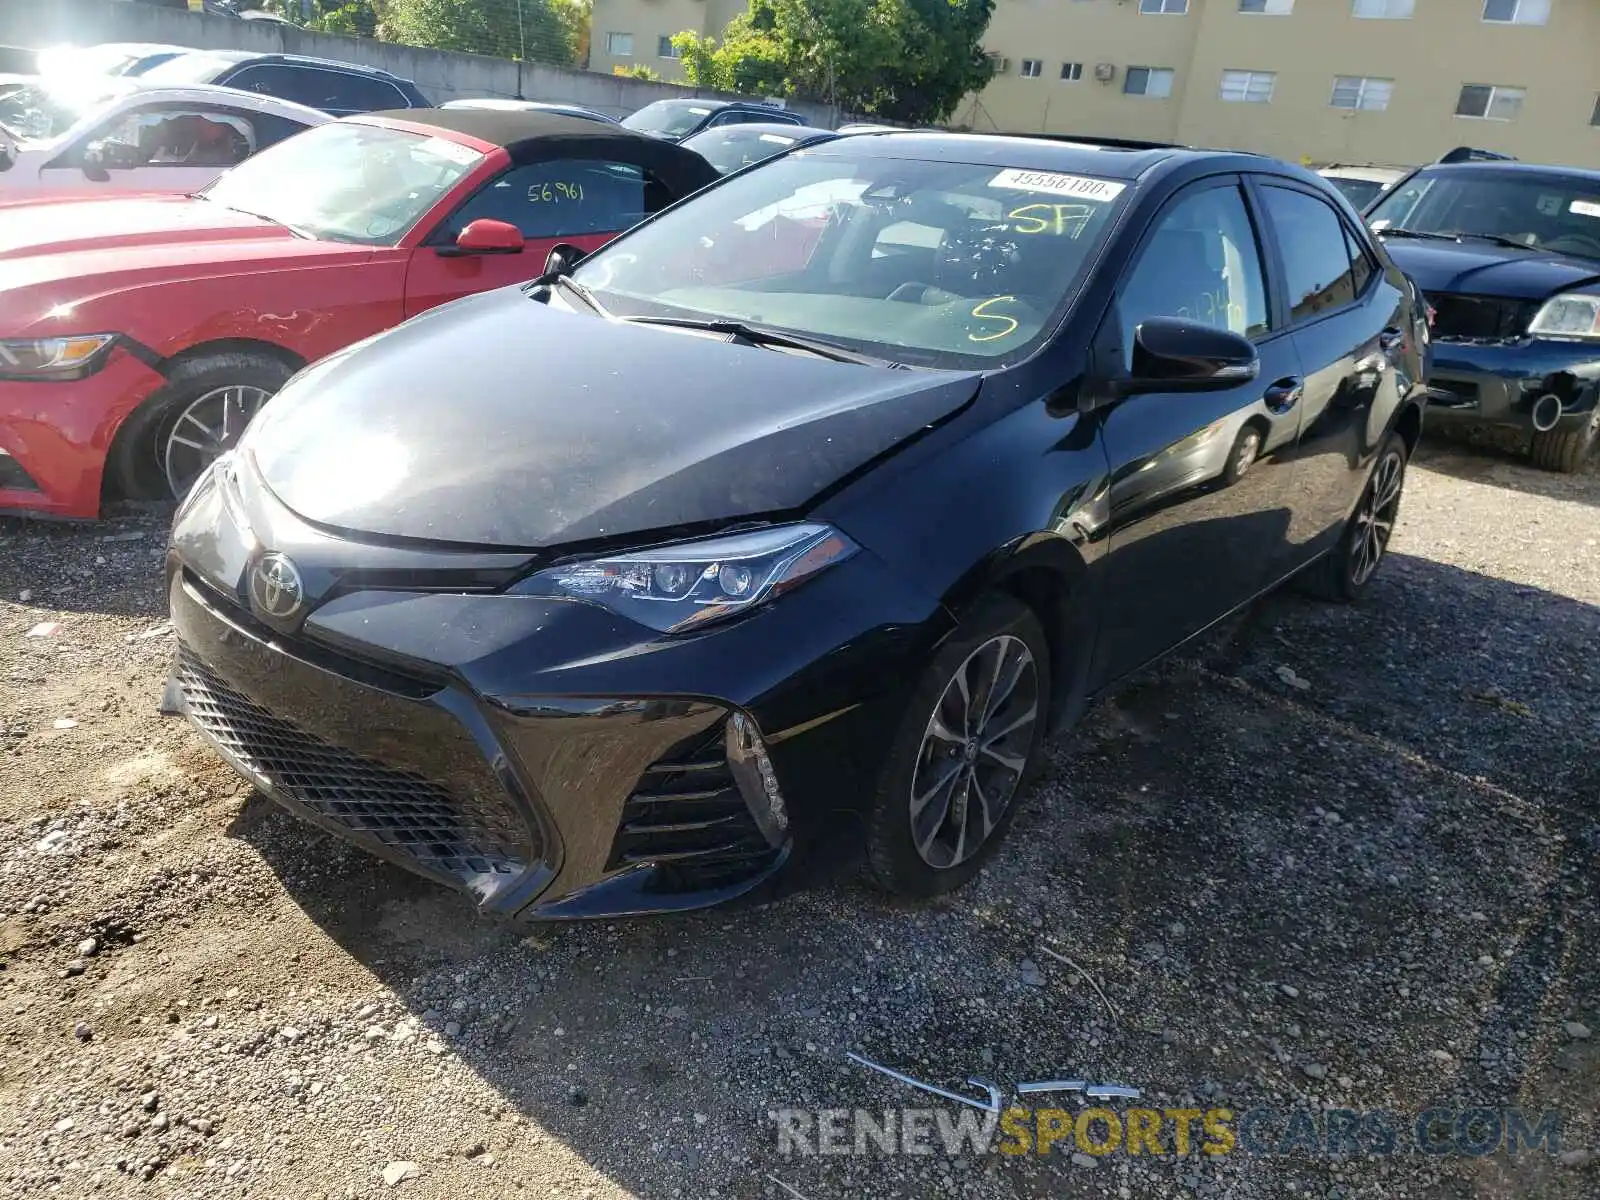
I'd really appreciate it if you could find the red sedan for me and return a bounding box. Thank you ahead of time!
[0,108,717,518]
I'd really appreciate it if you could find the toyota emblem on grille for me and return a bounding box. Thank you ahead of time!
[250,553,305,620]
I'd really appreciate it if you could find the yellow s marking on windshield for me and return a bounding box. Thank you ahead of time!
[1007,203,1094,236]
[969,296,1021,343]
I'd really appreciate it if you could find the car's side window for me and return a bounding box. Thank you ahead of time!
[1260,185,1359,323]
[1118,182,1270,362]
[71,106,257,168]
[1344,224,1375,294]
[310,70,409,114]
[436,159,659,241]
[225,64,296,102]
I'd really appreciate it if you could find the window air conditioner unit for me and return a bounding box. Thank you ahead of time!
[1094,62,1117,83]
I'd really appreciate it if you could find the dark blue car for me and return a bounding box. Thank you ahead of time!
[1368,159,1600,472]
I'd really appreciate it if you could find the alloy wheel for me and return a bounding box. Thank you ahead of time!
[1349,448,1404,586]
[1232,429,1262,479]
[908,634,1039,869]
[161,385,273,499]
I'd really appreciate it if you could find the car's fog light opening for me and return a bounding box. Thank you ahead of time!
[1530,392,1564,432]
[726,711,789,849]
[0,448,41,493]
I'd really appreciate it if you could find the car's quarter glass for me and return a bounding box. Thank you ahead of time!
[573,151,1130,370]
[1090,177,1305,684]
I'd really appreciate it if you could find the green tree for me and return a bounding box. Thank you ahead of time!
[615,63,661,81]
[552,0,591,69]
[384,0,577,64]
[672,0,992,123]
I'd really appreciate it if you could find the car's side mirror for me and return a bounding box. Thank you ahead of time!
[1117,317,1260,395]
[543,242,587,278]
[440,218,525,257]
[81,139,112,182]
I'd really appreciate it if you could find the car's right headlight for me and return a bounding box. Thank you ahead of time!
[0,334,119,381]
[514,522,858,633]
[1527,294,1600,341]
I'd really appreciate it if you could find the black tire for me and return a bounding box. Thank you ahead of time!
[1298,431,1408,603]
[1529,408,1600,474]
[108,351,295,502]
[1221,423,1264,487]
[864,593,1052,899]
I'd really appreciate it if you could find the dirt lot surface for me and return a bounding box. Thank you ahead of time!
[0,439,1596,1199]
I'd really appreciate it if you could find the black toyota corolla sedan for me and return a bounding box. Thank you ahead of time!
[163,132,1429,920]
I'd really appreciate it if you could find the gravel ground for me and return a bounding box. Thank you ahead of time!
[0,438,1595,1199]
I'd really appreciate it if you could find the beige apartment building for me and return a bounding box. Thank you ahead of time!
[589,0,1600,167]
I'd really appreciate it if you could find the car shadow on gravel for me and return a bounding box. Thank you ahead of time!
[1413,434,1600,507]
[0,502,174,619]
[216,548,1599,1198]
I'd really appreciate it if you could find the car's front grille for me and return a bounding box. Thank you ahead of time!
[608,723,776,890]
[176,645,535,884]
[1425,291,1540,342]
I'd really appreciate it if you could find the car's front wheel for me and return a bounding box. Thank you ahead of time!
[1299,431,1408,602]
[109,351,294,503]
[1529,406,1600,474]
[865,593,1052,898]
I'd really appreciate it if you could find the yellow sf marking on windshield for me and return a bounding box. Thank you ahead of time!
[1007,203,1093,236]
[970,296,1021,342]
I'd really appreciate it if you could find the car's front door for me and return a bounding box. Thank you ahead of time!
[38,103,267,196]
[1091,176,1307,686]
[404,158,661,318]
[1251,179,1411,572]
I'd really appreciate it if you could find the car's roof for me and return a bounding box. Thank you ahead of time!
[686,122,834,141]
[1409,159,1600,184]
[440,98,617,122]
[1319,165,1407,183]
[820,130,1262,181]
[359,107,721,194]
[165,49,409,81]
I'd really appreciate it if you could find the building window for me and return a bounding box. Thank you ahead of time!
[1456,83,1526,120]
[605,32,633,56]
[1331,75,1394,111]
[1220,69,1276,103]
[1352,0,1414,17]
[1124,67,1175,97]
[1020,59,1043,78]
[1483,0,1550,23]
[1060,61,1084,81]
[1139,0,1189,12]
[657,36,681,58]
[1239,0,1294,11]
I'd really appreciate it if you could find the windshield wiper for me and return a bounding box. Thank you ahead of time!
[196,195,314,240]
[619,315,906,368]
[1378,227,1533,251]
[529,273,613,319]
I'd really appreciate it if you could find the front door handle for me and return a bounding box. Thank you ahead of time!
[1379,327,1406,352]
[1263,376,1303,414]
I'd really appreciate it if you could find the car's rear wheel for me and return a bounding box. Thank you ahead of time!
[865,593,1052,898]
[109,351,294,502]
[1299,431,1408,602]
[1529,406,1600,474]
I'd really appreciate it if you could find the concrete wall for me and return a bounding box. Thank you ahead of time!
[0,0,833,123]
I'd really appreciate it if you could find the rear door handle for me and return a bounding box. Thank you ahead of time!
[1379,327,1406,352]
[1264,376,1303,414]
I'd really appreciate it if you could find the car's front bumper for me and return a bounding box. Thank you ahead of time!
[1424,337,1600,434]
[162,465,949,920]
[0,349,167,519]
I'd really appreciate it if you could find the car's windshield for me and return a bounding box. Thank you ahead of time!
[138,53,235,86]
[1369,168,1600,260]
[0,78,117,140]
[569,148,1130,370]
[35,45,157,78]
[683,127,807,175]
[201,121,483,245]
[622,100,715,138]
[1325,176,1386,211]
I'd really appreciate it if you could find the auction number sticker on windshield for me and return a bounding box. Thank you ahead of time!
[989,169,1126,202]
[1570,199,1600,218]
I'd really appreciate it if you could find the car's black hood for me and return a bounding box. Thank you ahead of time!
[243,287,981,550]
[1383,239,1600,299]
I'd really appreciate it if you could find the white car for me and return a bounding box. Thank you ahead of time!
[34,42,189,79]
[0,75,329,201]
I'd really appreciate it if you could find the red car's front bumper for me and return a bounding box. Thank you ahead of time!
[0,348,166,519]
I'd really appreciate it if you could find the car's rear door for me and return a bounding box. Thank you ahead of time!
[1091,175,1307,685]
[1248,176,1412,575]
[404,158,664,318]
